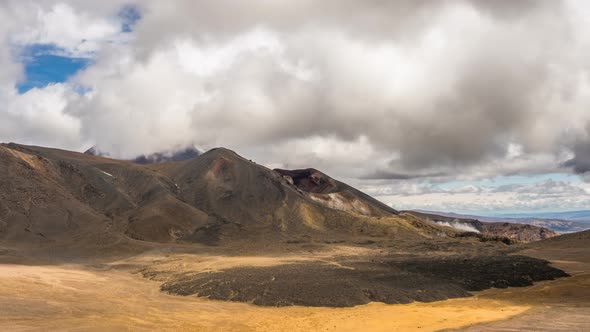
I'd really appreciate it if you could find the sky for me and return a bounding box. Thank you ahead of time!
[1,0,590,215]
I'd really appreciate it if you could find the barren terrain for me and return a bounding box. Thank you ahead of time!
[1,237,588,331]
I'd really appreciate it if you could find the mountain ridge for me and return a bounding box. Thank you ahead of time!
[0,143,451,257]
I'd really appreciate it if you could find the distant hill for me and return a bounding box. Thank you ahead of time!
[415,210,590,234]
[407,211,557,243]
[530,228,590,250]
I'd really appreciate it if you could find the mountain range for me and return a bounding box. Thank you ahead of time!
[0,142,557,259]
[1,143,448,257]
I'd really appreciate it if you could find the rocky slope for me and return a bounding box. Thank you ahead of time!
[481,222,556,243]
[408,211,557,243]
[0,143,450,256]
[274,168,399,217]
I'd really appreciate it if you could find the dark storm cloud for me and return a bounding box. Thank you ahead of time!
[561,123,590,177]
[563,143,590,174]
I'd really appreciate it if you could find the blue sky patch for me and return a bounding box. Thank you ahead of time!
[119,5,141,33]
[16,44,91,94]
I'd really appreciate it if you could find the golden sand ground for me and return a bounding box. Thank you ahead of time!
[0,263,529,332]
[0,247,588,331]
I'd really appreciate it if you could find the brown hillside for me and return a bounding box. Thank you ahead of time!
[0,143,450,256]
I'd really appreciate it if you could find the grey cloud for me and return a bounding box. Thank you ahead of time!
[131,0,553,42]
[563,145,590,175]
[493,184,525,193]
[562,124,590,177]
[513,179,588,201]
[1,0,590,182]
[373,177,590,213]
[467,0,558,20]
[361,170,447,180]
[360,182,445,197]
